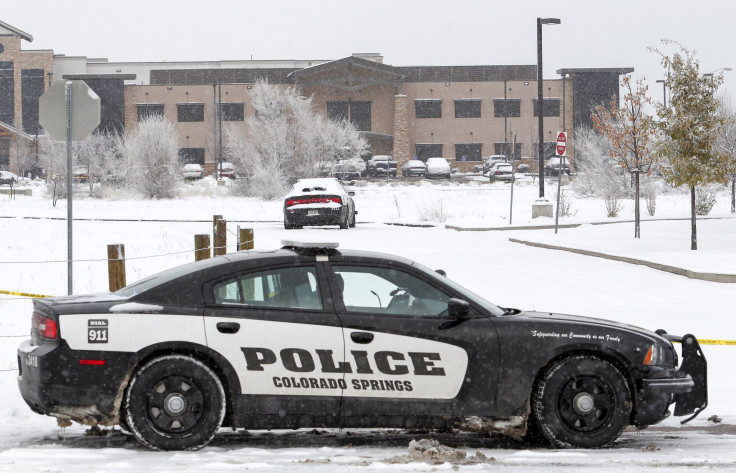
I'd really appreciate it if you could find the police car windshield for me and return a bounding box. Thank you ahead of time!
[413,262,506,317]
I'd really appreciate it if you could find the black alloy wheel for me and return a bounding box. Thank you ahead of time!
[531,355,631,448]
[125,355,226,451]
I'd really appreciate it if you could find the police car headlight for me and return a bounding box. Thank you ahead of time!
[642,343,664,366]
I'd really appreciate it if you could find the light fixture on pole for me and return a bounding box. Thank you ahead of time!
[537,17,561,198]
[655,79,666,108]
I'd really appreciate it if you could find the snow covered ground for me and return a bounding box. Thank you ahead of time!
[1,177,735,472]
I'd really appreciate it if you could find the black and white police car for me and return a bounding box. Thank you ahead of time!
[18,241,706,451]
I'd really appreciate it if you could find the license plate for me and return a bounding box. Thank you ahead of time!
[307,210,320,216]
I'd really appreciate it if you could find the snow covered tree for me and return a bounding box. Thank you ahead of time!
[717,93,736,213]
[592,75,656,238]
[652,41,728,250]
[571,126,628,197]
[225,80,367,199]
[122,115,180,199]
[11,135,34,179]
[76,131,120,196]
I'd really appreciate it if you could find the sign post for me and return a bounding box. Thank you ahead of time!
[554,131,568,234]
[39,80,101,294]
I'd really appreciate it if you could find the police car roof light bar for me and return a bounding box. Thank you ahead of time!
[281,240,340,250]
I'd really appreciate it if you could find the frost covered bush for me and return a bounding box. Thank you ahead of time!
[604,194,623,217]
[554,189,576,217]
[695,184,719,215]
[122,116,180,199]
[642,180,658,216]
[571,126,629,198]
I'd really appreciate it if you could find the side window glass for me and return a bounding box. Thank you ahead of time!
[213,278,242,304]
[214,266,322,310]
[333,265,450,316]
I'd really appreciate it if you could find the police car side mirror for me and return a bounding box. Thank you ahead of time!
[348,191,355,196]
[448,298,470,320]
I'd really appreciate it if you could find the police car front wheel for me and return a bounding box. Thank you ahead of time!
[124,355,226,451]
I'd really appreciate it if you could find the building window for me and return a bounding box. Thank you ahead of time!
[454,99,481,118]
[534,142,558,160]
[493,99,521,117]
[137,104,164,121]
[0,62,14,126]
[21,69,44,134]
[533,98,561,117]
[178,148,205,165]
[415,100,442,119]
[177,103,204,122]
[327,101,371,131]
[415,143,443,160]
[454,143,483,161]
[494,142,523,160]
[220,102,244,121]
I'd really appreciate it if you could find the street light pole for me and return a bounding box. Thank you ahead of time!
[537,17,561,198]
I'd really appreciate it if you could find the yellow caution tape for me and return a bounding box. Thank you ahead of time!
[0,289,51,298]
[695,339,736,346]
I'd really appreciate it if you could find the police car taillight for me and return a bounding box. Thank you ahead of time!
[32,313,58,340]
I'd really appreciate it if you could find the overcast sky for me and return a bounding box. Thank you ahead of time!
[5,0,736,97]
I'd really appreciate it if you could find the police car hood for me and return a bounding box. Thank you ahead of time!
[517,310,669,344]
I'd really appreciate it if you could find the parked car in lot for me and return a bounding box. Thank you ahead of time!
[483,155,508,174]
[217,162,237,179]
[0,171,18,186]
[425,157,451,179]
[517,163,531,173]
[283,177,356,229]
[332,158,365,181]
[366,155,397,177]
[402,160,427,177]
[17,240,707,451]
[489,162,514,182]
[181,163,205,180]
[544,157,571,177]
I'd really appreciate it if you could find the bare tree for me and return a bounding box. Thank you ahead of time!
[122,115,180,199]
[592,75,656,238]
[717,93,736,213]
[652,41,728,250]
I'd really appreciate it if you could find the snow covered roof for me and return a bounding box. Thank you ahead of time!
[0,20,32,42]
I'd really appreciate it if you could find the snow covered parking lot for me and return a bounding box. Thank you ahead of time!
[1,179,735,471]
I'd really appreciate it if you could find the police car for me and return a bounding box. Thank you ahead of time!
[17,241,707,451]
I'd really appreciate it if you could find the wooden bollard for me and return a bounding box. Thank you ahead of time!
[213,215,227,256]
[107,244,126,292]
[238,227,254,251]
[195,234,211,261]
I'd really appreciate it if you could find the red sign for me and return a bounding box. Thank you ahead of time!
[556,131,567,156]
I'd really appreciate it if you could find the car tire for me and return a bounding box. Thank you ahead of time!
[531,355,631,449]
[349,210,356,228]
[124,355,226,451]
[339,211,350,229]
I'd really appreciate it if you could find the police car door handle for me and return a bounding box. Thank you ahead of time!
[350,332,374,344]
[216,322,241,334]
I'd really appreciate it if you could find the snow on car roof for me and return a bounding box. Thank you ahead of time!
[288,178,345,195]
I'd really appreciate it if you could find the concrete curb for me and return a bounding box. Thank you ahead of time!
[447,215,736,232]
[509,238,736,284]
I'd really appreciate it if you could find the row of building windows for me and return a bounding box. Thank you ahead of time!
[137,103,246,123]
[137,97,560,126]
[415,142,558,161]
[414,98,561,119]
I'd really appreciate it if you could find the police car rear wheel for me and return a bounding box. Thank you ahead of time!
[124,355,226,451]
[532,355,631,448]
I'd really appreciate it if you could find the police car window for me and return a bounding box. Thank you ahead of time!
[213,266,322,310]
[333,265,450,316]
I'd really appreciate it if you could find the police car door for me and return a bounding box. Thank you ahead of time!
[203,264,345,424]
[328,263,500,424]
